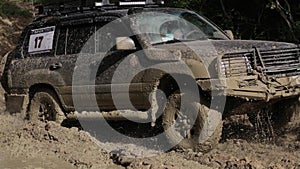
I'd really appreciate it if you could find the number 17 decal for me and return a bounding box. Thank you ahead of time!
[34,36,44,49]
[28,26,55,53]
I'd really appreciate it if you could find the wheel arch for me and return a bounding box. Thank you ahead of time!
[28,83,67,112]
[157,73,204,99]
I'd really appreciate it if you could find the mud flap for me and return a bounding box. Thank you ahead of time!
[5,94,29,117]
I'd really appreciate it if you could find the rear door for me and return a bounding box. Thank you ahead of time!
[54,20,96,110]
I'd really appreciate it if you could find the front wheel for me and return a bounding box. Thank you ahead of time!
[271,98,300,132]
[162,93,223,152]
[27,89,65,123]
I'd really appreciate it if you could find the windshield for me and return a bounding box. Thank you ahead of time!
[132,10,229,45]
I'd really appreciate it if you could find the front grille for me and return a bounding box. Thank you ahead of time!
[221,52,252,77]
[221,48,300,77]
[252,48,300,77]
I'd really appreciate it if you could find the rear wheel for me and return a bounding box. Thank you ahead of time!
[162,93,223,152]
[27,89,65,123]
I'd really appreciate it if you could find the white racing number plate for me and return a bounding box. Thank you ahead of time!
[28,26,55,53]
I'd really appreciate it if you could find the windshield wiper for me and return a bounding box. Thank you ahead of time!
[208,37,227,40]
[152,39,193,45]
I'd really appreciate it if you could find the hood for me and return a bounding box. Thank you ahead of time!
[209,40,298,53]
[155,40,298,59]
[153,40,299,79]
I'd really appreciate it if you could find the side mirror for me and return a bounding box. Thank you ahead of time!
[224,30,234,40]
[116,37,136,50]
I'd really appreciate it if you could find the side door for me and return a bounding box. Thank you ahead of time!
[68,17,147,111]
[54,19,96,111]
[93,18,147,111]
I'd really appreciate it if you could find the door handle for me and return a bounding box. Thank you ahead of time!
[49,62,62,70]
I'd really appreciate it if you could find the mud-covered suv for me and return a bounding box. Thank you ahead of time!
[1,0,300,152]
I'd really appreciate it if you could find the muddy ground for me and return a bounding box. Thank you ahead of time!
[0,90,299,169]
[0,1,300,169]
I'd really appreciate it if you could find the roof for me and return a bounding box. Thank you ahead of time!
[30,6,189,28]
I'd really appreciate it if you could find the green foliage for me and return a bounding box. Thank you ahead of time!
[0,0,31,18]
[6,0,299,42]
[33,0,73,4]
[168,0,300,43]
[169,0,192,9]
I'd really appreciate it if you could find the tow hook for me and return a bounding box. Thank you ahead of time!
[267,88,276,95]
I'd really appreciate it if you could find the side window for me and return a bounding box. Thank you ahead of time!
[66,24,95,54]
[23,26,56,57]
[22,30,30,57]
[96,22,114,53]
[56,27,67,55]
[96,20,132,53]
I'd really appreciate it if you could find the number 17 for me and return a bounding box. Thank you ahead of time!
[34,36,44,48]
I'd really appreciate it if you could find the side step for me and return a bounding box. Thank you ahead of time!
[67,110,149,121]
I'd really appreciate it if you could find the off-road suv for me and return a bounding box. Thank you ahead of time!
[1,0,300,152]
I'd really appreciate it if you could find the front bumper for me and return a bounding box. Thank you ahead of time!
[197,75,300,101]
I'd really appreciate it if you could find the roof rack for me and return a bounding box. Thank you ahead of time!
[36,0,164,16]
[117,0,164,6]
[36,1,101,16]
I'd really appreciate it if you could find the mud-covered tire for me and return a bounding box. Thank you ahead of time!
[27,89,65,123]
[162,93,223,152]
[271,98,300,132]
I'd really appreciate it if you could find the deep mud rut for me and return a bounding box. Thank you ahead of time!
[0,88,299,169]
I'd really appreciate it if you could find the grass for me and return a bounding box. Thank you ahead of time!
[0,0,32,18]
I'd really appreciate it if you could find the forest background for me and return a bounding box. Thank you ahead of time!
[1,0,300,43]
